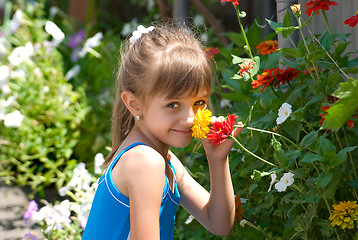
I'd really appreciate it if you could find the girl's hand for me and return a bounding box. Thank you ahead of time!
[202,116,243,163]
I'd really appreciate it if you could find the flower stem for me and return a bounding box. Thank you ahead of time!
[321,10,332,35]
[233,5,254,60]
[230,135,277,167]
[236,125,300,150]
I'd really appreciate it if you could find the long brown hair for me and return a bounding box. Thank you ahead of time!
[105,24,213,166]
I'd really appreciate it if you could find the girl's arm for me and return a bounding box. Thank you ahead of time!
[171,127,242,236]
[117,147,165,240]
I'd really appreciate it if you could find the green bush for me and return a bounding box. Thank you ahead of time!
[0,1,87,192]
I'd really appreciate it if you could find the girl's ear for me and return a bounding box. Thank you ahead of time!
[121,91,142,117]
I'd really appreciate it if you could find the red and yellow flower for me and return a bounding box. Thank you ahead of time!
[204,47,220,60]
[256,40,278,55]
[238,60,255,76]
[304,0,338,17]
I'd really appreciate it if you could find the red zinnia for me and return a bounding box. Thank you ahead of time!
[221,0,239,6]
[304,0,338,17]
[207,114,238,146]
[251,68,275,91]
[273,67,300,87]
[344,11,358,27]
[256,40,278,55]
[204,47,220,60]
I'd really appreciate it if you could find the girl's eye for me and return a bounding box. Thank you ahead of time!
[194,100,206,106]
[168,102,179,108]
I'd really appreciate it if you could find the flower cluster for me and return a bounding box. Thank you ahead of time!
[304,0,338,16]
[23,159,103,238]
[191,109,239,146]
[329,201,358,229]
[251,67,300,91]
[256,40,278,55]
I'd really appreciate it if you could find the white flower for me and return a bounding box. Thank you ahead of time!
[220,99,232,109]
[65,65,81,81]
[94,153,105,174]
[0,65,10,86]
[10,69,26,80]
[59,163,94,196]
[120,19,138,36]
[36,200,71,234]
[45,21,65,43]
[129,25,155,44]
[276,102,292,125]
[79,32,103,58]
[3,110,24,128]
[240,219,248,227]
[0,37,7,55]
[267,173,277,192]
[8,42,34,66]
[9,9,23,33]
[1,85,11,95]
[274,172,294,192]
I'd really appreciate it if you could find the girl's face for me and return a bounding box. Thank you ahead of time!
[139,89,209,150]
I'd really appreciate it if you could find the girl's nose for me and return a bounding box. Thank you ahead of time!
[181,107,195,125]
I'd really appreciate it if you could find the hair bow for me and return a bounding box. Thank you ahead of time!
[129,25,155,44]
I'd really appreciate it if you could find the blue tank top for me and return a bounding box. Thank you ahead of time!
[82,142,181,240]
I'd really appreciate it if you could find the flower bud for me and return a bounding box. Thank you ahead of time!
[290,4,301,18]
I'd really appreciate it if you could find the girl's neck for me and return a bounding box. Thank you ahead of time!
[127,126,170,159]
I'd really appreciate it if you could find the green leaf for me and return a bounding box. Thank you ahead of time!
[282,9,294,38]
[335,146,358,167]
[314,172,333,188]
[296,190,321,203]
[300,131,319,149]
[300,152,324,163]
[279,48,303,59]
[318,137,336,156]
[266,18,283,32]
[321,78,358,130]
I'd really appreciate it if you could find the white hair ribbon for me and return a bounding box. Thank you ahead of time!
[129,25,155,44]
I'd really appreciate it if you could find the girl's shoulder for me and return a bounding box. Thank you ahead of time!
[120,144,166,173]
[112,144,166,197]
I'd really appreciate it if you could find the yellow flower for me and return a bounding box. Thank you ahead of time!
[192,108,212,139]
[290,4,301,18]
[329,201,358,229]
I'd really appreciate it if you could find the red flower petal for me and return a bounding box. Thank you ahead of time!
[207,114,238,146]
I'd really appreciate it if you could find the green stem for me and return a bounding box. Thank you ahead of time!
[237,125,300,150]
[230,135,277,167]
[233,5,254,60]
[321,10,332,35]
[297,17,321,82]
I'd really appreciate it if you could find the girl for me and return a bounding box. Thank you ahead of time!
[82,24,242,240]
